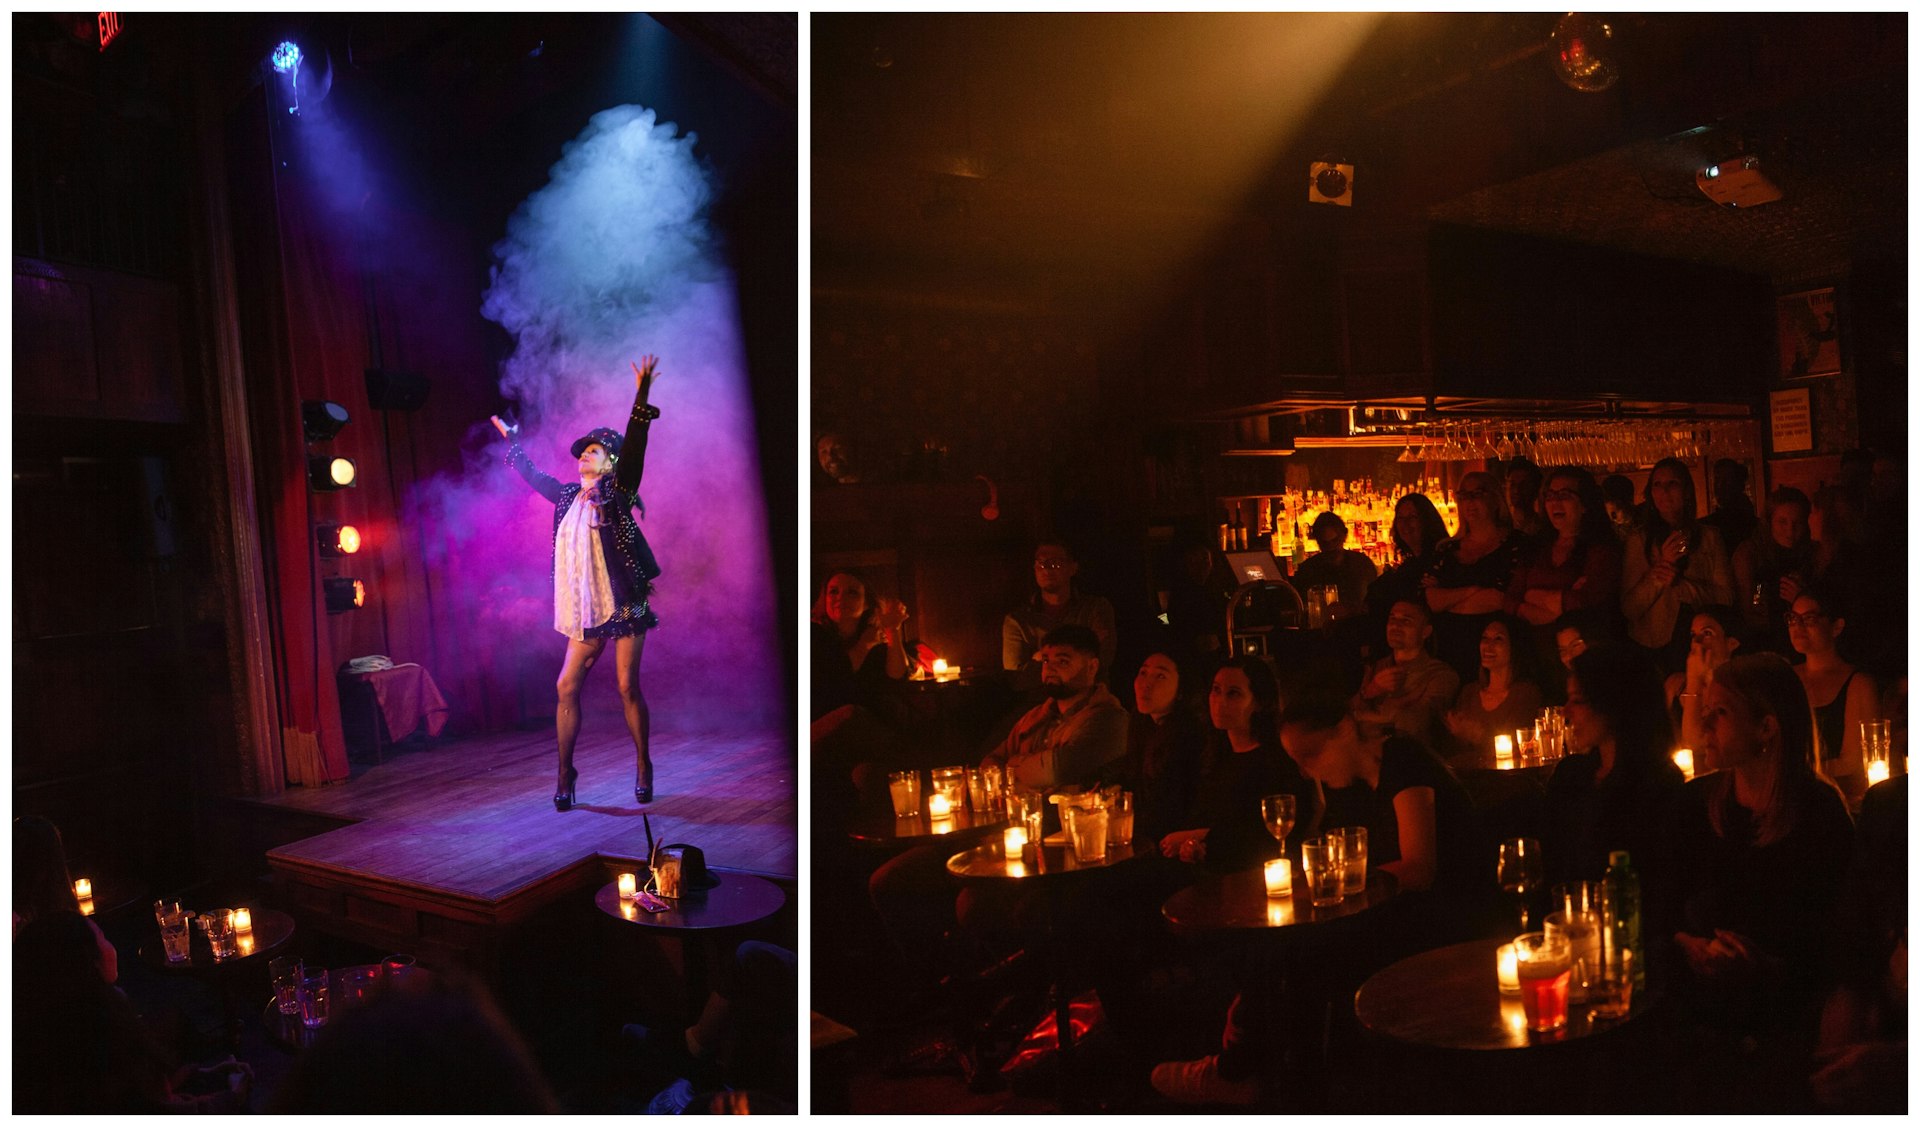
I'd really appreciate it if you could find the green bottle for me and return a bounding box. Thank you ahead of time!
[1604,850,1645,990]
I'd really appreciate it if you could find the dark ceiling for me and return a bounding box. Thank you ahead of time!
[813,13,1906,288]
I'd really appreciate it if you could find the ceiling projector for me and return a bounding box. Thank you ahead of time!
[1696,156,1783,208]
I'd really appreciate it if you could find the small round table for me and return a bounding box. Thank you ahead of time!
[594,871,786,1017]
[138,908,297,1049]
[1162,866,1396,936]
[846,795,1008,850]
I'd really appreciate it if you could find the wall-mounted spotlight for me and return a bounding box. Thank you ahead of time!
[316,522,363,558]
[267,38,333,117]
[302,400,350,442]
[324,577,367,614]
[308,455,357,491]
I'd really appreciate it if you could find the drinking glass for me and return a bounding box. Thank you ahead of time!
[1335,825,1368,897]
[1589,947,1634,1020]
[297,966,330,1028]
[1063,805,1109,863]
[153,898,181,927]
[1497,838,1544,929]
[1301,836,1346,908]
[1512,931,1572,1032]
[1108,791,1135,848]
[1860,719,1893,785]
[1261,794,1297,855]
[887,770,921,818]
[930,766,967,812]
[206,911,238,962]
[159,907,192,964]
[1544,909,1600,1004]
[270,957,303,1014]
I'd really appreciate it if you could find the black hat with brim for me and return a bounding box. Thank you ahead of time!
[571,427,623,459]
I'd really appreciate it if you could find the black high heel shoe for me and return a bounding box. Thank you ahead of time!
[554,767,579,812]
[635,763,655,805]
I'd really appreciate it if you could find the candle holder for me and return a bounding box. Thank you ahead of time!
[1263,858,1293,898]
[617,872,639,901]
[1671,747,1695,780]
[1494,734,1514,769]
[73,877,93,900]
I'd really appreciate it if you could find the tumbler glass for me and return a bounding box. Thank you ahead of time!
[1589,947,1634,1020]
[1335,825,1368,897]
[1513,932,1573,1032]
[887,770,921,818]
[270,957,303,1015]
[1544,909,1600,1004]
[1108,790,1135,848]
[1301,836,1346,908]
[1063,804,1109,863]
[297,966,330,1028]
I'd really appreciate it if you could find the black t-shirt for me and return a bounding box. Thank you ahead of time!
[1321,736,1482,896]
[809,621,890,722]
[1541,748,1686,887]
[1187,737,1315,874]
[1103,709,1210,844]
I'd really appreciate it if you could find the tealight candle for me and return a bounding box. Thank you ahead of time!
[928,793,952,818]
[232,908,253,934]
[1003,826,1028,854]
[617,872,638,901]
[1494,735,1513,768]
[932,658,949,677]
[1497,942,1521,994]
[1672,747,1695,780]
[79,897,95,917]
[73,878,92,900]
[1264,858,1293,898]
[237,933,256,958]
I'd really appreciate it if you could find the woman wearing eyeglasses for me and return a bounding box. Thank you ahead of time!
[1621,458,1735,673]
[1422,470,1524,681]
[1787,586,1879,805]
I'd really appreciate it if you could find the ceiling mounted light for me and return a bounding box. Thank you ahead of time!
[1551,13,1620,93]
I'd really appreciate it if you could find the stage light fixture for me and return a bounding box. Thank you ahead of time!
[316,522,363,558]
[302,400,350,442]
[324,577,367,614]
[308,455,357,491]
[271,41,303,75]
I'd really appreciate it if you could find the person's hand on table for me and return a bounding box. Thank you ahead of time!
[1159,828,1207,863]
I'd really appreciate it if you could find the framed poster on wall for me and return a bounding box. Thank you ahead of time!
[1777,287,1841,379]
[1768,387,1814,454]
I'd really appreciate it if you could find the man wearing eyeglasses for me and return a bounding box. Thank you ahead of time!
[1002,539,1117,691]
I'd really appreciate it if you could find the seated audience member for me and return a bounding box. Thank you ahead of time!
[1443,613,1547,760]
[1502,456,1550,546]
[1364,491,1450,652]
[1663,653,1853,1031]
[1552,609,1601,673]
[814,430,863,486]
[870,626,1127,980]
[1506,465,1623,665]
[1732,485,1815,657]
[1620,458,1735,671]
[810,571,907,722]
[1787,585,1879,806]
[1159,657,1314,875]
[267,974,556,1113]
[1353,599,1460,749]
[1544,644,1686,886]
[623,941,797,1112]
[1288,511,1376,618]
[1108,652,1208,844]
[1811,775,1906,1113]
[1002,539,1117,693]
[1424,470,1523,681]
[1700,457,1758,557]
[14,815,116,984]
[1161,538,1234,662]
[1150,691,1481,1106]
[1666,606,1743,754]
[1601,473,1638,540]
[14,912,251,1113]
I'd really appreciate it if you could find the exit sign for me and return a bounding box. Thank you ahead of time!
[98,12,122,52]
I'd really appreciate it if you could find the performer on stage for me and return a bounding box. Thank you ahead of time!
[492,356,663,811]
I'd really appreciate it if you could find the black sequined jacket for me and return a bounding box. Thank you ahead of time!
[506,386,662,608]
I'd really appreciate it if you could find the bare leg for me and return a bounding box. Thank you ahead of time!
[556,637,606,803]
[615,632,652,800]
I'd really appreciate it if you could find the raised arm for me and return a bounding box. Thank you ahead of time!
[614,356,662,495]
[493,415,566,503]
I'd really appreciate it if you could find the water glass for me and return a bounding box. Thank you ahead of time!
[1588,947,1633,1020]
[270,957,303,1014]
[1860,719,1893,785]
[1063,804,1109,863]
[1335,825,1368,897]
[1544,909,1600,1004]
[159,908,192,964]
[205,911,239,962]
[1301,836,1346,908]
[966,768,991,816]
[1108,790,1135,848]
[1512,931,1572,1032]
[297,966,330,1028]
[887,770,921,818]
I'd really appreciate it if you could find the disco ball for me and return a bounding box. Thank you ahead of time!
[1551,13,1620,93]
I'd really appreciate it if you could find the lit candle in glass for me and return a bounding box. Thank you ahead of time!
[932,658,949,680]
[617,872,638,901]
[79,896,95,916]
[1494,735,1513,768]
[237,933,256,958]
[1264,858,1293,898]
[1867,759,1891,786]
[233,908,253,934]
[928,793,952,818]
[1672,747,1695,780]
[1003,826,1028,854]
[73,878,92,900]
[1497,942,1521,994]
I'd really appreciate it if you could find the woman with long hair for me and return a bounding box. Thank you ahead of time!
[1158,657,1314,874]
[1663,653,1853,1028]
[1620,458,1735,671]
[1118,652,1208,844]
[1543,644,1686,885]
[808,571,907,722]
[1667,605,1743,753]
[14,815,117,984]
[1505,465,1624,682]
[1366,491,1451,652]
[1787,585,1880,806]
[1442,613,1548,760]
[1423,470,1523,680]
[1732,486,1815,656]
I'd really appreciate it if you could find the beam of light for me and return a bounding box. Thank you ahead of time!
[415,105,781,733]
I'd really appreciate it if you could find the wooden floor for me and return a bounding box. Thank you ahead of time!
[252,719,797,902]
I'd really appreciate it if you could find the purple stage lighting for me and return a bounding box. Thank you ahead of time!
[272,41,302,75]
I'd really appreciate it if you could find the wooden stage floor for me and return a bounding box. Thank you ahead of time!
[243,719,795,959]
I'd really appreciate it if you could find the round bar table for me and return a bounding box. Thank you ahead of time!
[138,908,297,1050]
[1163,865,1397,935]
[946,838,1144,1109]
[846,793,1008,850]
[594,870,786,1018]
[1355,936,1650,1051]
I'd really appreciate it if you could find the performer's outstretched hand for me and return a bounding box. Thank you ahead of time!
[633,355,661,391]
[490,415,513,438]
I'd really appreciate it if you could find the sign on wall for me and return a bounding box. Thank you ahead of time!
[1768,386,1813,454]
